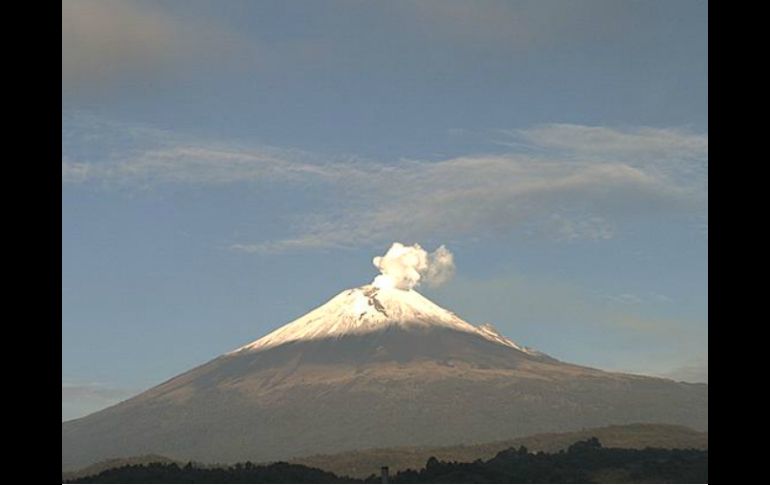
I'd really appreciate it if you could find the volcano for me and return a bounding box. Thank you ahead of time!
[62,284,707,470]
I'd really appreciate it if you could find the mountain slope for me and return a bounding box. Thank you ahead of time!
[62,285,707,470]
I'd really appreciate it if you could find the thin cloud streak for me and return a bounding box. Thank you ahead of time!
[63,116,707,252]
[510,124,708,160]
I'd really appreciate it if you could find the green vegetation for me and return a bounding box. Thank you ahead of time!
[66,461,355,484]
[65,438,707,484]
[295,423,707,478]
[61,455,179,482]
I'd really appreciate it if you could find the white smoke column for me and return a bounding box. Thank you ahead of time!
[372,243,455,290]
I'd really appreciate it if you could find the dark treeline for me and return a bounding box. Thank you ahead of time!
[66,461,356,484]
[364,438,707,483]
[66,438,707,483]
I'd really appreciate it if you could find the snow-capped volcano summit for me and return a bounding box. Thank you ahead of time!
[63,253,707,471]
[232,285,537,355]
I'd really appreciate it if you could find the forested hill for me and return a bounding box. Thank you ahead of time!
[295,423,707,478]
[66,438,707,484]
[62,423,707,481]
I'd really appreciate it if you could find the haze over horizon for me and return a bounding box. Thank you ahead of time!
[62,0,708,421]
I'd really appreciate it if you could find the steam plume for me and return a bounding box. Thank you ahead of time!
[372,243,455,290]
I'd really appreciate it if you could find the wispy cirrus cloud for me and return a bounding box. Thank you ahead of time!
[507,124,708,161]
[62,112,351,187]
[62,146,342,186]
[63,115,707,252]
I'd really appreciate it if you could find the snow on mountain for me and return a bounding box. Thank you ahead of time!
[63,282,708,471]
[476,323,541,354]
[230,284,538,355]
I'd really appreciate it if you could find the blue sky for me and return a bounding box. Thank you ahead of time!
[62,0,708,421]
